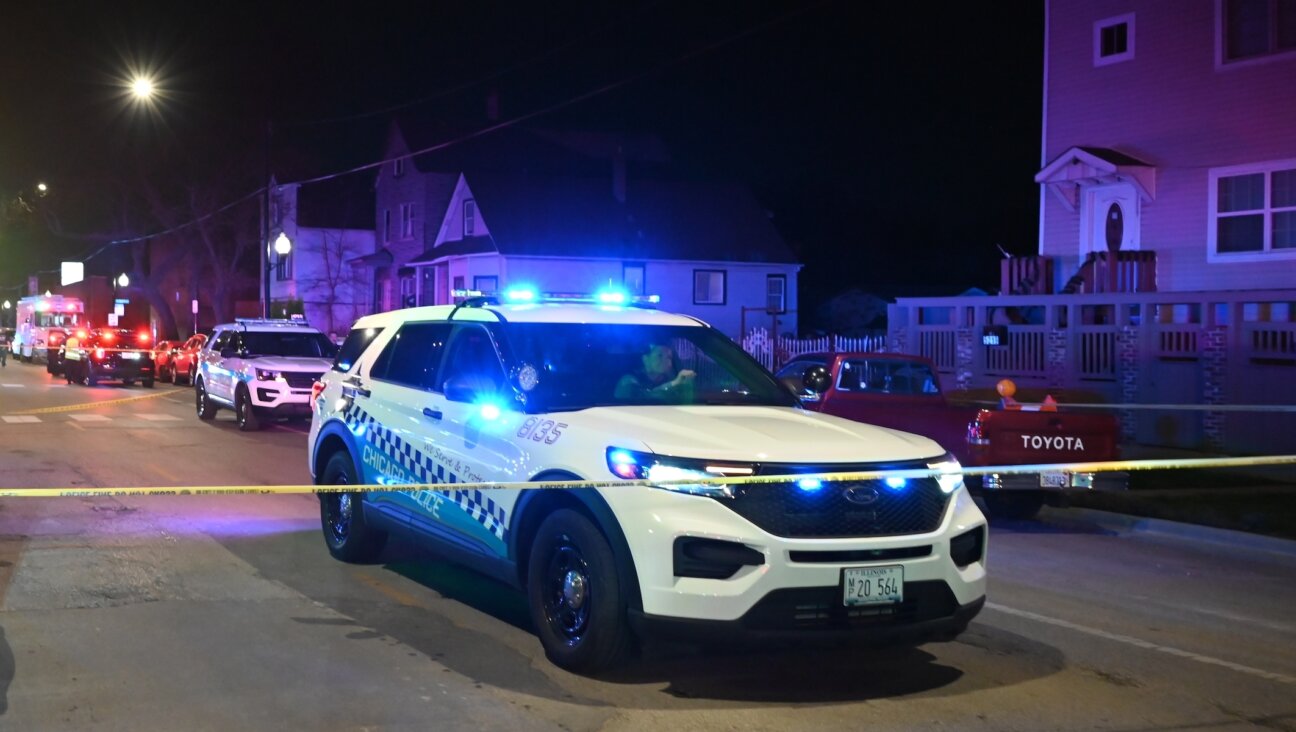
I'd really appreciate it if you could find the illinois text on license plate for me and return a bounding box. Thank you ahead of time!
[843,565,903,606]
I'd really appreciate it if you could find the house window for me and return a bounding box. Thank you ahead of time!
[1093,13,1135,66]
[399,202,416,240]
[464,200,477,237]
[693,269,726,305]
[383,209,391,243]
[766,274,787,313]
[400,274,416,308]
[473,275,498,294]
[1209,159,1296,260]
[623,263,645,296]
[274,251,292,282]
[452,276,465,300]
[393,157,405,177]
[1222,0,1296,62]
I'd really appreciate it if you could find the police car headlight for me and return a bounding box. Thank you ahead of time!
[927,454,965,495]
[255,368,284,382]
[607,448,739,498]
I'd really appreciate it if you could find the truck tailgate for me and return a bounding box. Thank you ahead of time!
[983,411,1120,465]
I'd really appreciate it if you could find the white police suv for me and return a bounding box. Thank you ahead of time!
[195,319,338,431]
[309,290,987,672]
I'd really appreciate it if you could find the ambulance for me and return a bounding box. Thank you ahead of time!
[13,294,85,363]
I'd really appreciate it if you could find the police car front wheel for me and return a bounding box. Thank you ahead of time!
[526,509,634,673]
[318,452,386,563]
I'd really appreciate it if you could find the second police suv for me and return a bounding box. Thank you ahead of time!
[308,288,987,672]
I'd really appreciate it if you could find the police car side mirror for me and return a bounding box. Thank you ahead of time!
[444,379,479,404]
[802,366,831,395]
[220,348,238,359]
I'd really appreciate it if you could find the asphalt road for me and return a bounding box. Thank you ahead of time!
[1,360,1294,731]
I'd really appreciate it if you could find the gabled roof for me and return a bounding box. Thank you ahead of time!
[444,173,797,264]
[1035,146,1157,211]
[408,236,498,265]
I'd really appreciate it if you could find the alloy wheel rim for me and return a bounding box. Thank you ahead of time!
[327,475,352,543]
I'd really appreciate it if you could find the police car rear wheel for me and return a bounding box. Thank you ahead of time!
[195,380,217,420]
[527,510,633,673]
[983,492,1045,521]
[318,452,385,562]
[235,386,262,431]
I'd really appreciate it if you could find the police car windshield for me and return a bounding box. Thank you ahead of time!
[241,331,338,358]
[501,323,799,411]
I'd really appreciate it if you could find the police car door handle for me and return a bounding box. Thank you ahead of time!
[422,407,443,421]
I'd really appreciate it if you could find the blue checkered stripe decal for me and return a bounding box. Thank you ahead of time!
[340,404,509,543]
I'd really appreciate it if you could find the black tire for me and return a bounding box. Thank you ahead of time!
[173,365,188,386]
[317,452,386,562]
[526,509,634,673]
[195,378,218,421]
[159,363,172,384]
[124,379,135,387]
[142,378,155,389]
[235,386,262,431]
[983,492,1046,521]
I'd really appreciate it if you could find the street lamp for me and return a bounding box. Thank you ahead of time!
[36,182,48,193]
[130,76,155,100]
[264,232,291,318]
[117,273,130,288]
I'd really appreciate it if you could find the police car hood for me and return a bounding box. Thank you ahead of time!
[581,405,947,464]
[244,355,332,372]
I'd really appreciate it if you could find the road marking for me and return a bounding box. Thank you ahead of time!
[12,389,178,414]
[136,413,181,422]
[1,383,22,388]
[67,414,111,422]
[2,415,41,423]
[987,602,1296,686]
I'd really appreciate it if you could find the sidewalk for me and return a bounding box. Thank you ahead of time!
[1061,443,1296,540]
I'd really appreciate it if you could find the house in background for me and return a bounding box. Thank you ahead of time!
[353,117,800,339]
[269,175,375,336]
[889,0,1296,452]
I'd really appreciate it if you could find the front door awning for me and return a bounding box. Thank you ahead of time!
[1035,146,1156,211]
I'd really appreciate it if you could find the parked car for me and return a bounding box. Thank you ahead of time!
[63,328,155,388]
[308,291,986,672]
[194,320,336,430]
[169,333,208,386]
[777,352,1123,519]
[153,340,178,382]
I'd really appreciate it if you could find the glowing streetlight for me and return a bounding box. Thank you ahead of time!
[117,273,130,287]
[131,76,155,100]
[36,183,48,193]
[2,300,10,309]
[273,232,292,256]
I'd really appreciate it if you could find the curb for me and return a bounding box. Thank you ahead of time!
[1037,506,1296,559]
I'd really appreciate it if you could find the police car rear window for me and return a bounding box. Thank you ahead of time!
[332,327,384,373]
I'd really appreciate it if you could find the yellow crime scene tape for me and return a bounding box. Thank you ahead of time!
[13,389,179,415]
[1,455,1292,499]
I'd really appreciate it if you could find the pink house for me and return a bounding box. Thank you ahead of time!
[1034,0,1296,293]
[889,0,1296,452]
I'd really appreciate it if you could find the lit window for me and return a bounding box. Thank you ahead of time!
[1209,159,1296,260]
[464,200,477,237]
[623,263,645,295]
[1093,13,1135,66]
[1222,0,1296,62]
[693,270,726,305]
[400,202,416,239]
[766,274,786,313]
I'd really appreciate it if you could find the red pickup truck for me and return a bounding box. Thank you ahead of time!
[775,352,1125,519]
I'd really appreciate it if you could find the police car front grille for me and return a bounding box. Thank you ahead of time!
[283,372,324,389]
[718,461,951,539]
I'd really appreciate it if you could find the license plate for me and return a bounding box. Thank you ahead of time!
[122,352,140,360]
[843,565,904,606]
[1039,471,1068,488]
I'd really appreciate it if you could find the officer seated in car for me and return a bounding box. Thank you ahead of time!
[614,341,696,403]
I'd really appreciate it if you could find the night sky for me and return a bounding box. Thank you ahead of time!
[0,1,1044,326]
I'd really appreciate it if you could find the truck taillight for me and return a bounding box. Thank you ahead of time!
[967,415,990,446]
[311,381,325,401]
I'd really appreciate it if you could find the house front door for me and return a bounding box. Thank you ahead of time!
[1083,182,1140,255]
[436,264,450,304]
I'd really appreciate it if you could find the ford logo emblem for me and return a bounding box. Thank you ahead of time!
[843,485,880,505]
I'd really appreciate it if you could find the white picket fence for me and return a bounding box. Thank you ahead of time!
[742,328,886,372]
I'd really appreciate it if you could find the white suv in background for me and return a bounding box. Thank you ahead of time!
[195,319,338,431]
[308,291,987,672]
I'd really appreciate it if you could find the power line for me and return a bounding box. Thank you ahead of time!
[287,0,669,128]
[289,0,833,187]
